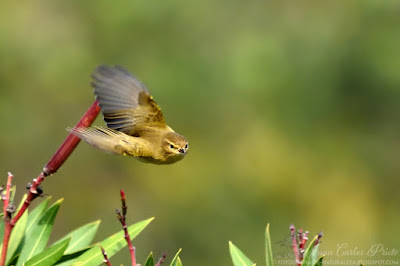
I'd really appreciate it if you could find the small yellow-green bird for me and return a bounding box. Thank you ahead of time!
[69,65,188,164]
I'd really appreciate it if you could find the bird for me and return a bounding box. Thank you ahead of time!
[68,65,188,164]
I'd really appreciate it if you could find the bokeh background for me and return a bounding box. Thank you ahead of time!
[1,1,400,265]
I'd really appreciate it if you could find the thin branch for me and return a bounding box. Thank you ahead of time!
[45,100,101,174]
[300,231,309,250]
[121,189,127,217]
[0,224,12,266]
[100,246,112,266]
[298,229,303,252]
[0,101,100,266]
[155,252,167,266]
[298,229,309,261]
[314,232,323,246]
[116,189,136,266]
[290,224,301,266]
[290,225,322,266]
[3,173,13,219]
[11,101,100,226]
[0,173,14,265]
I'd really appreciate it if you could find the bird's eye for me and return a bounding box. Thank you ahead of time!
[185,144,188,149]
[170,144,174,149]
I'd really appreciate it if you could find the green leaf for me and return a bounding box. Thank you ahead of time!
[52,220,100,254]
[175,257,182,266]
[8,254,19,266]
[53,247,92,266]
[17,198,63,266]
[310,244,320,265]
[170,249,182,266]
[302,235,319,266]
[26,197,51,234]
[145,252,155,266]
[11,196,50,263]
[8,194,29,259]
[0,219,4,252]
[15,194,28,212]
[25,238,70,266]
[9,185,17,203]
[313,256,324,266]
[229,241,255,266]
[71,217,154,265]
[6,210,28,264]
[265,224,273,266]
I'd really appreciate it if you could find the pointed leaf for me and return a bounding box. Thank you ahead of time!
[9,185,17,203]
[17,198,63,265]
[175,257,182,266]
[8,254,19,265]
[53,247,92,266]
[229,241,255,266]
[314,256,324,266]
[310,244,320,265]
[25,238,70,266]
[52,220,101,254]
[145,252,155,266]
[26,197,51,234]
[71,217,154,265]
[302,235,319,266]
[170,249,182,266]
[16,194,28,211]
[0,219,4,253]
[265,224,273,266]
[6,210,28,264]
[3,194,29,264]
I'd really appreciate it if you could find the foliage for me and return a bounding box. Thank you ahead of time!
[229,224,324,266]
[0,195,182,266]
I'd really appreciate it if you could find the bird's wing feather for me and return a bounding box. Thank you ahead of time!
[91,65,167,135]
[68,126,153,157]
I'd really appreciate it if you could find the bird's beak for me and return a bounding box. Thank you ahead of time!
[178,148,186,154]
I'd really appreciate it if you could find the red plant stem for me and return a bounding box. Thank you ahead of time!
[125,227,136,266]
[0,101,100,266]
[298,229,303,249]
[314,232,323,246]
[0,173,14,265]
[0,224,11,266]
[298,229,309,261]
[290,225,301,266]
[120,189,127,217]
[100,246,112,266]
[10,172,45,227]
[300,231,309,252]
[11,101,100,225]
[45,101,101,174]
[118,189,136,266]
[2,173,13,218]
[155,252,167,266]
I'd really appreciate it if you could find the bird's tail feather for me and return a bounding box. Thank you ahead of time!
[67,126,132,155]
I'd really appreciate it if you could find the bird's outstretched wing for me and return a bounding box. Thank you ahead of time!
[91,65,167,136]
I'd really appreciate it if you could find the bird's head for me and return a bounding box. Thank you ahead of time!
[162,132,189,163]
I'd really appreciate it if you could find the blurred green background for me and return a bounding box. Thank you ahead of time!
[1,1,400,265]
